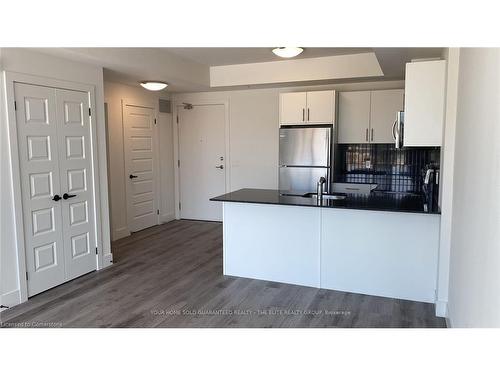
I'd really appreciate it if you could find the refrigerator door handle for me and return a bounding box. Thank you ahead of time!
[392,119,397,140]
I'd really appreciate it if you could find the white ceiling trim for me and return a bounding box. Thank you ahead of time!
[210,53,384,87]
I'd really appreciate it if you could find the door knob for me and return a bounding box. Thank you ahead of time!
[129,174,138,179]
[52,194,62,202]
[215,165,224,169]
[63,193,77,200]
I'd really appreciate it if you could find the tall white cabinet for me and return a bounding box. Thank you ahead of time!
[279,90,335,125]
[338,89,404,144]
[404,60,446,147]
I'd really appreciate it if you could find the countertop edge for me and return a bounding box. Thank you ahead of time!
[210,196,441,215]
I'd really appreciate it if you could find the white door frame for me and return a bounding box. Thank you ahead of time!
[121,98,161,232]
[173,99,230,220]
[3,71,104,304]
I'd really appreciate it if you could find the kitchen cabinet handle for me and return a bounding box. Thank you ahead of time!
[371,128,374,141]
[307,108,310,121]
[365,128,368,142]
[302,108,305,122]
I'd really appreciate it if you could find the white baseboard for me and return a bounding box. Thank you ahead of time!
[99,253,113,270]
[101,253,114,268]
[160,211,175,223]
[113,226,130,241]
[435,299,448,318]
[1,289,21,310]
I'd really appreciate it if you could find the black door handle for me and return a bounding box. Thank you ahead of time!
[129,174,138,179]
[63,193,77,200]
[52,194,62,202]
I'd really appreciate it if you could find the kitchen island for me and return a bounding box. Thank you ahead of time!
[211,188,441,303]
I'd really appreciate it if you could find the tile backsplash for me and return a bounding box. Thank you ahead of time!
[335,144,441,193]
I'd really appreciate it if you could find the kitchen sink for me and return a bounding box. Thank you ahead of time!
[302,192,347,200]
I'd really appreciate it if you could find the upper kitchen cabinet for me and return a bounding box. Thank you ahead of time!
[337,91,371,143]
[370,89,404,143]
[305,90,335,124]
[338,89,404,144]
[279,90,335,125]
[280,92,307,124]
[404,60,446,147]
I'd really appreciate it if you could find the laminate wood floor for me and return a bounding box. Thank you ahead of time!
[1,220,446,328]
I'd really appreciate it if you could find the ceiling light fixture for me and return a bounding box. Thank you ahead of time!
[140,81,168,91]
[272,47,304,58]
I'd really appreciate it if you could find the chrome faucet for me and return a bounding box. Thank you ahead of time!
[317,176,326,202]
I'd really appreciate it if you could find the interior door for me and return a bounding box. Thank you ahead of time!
[15,83,97,296]
[178,104,226,221]
[123,103,159,232]
[15,83,67,296]
[55,88,97,280]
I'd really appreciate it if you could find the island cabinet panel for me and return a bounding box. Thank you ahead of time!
[320,208,440,303]
[223,202,320,288]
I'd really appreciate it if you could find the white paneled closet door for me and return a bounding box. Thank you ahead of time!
[55,88,97,280]
[15,83,97,297]
[15,84,66,296]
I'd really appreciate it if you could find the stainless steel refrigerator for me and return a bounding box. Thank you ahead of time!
[279,125,333,195]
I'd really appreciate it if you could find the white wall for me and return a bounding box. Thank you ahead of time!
[0,48,111,308]
[435,48,460,317]
[104,81,175,241]
[0,49,21,308]
[173,80,405,192]
[447,48,500,327]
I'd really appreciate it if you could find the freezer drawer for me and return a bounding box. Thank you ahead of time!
[279,127,331,167]
[279,167,329,195]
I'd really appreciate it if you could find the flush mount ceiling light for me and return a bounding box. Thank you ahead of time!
[272,47,304,58]
[140,81,168,91]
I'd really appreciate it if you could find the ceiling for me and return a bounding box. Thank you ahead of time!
[166,47,372,66]
[36,47,444,92]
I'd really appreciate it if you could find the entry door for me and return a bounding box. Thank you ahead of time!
[123,103,159,232]
[178,104,226,221]
[14,83,97,296]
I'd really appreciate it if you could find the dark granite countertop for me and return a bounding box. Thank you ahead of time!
[210,188,441,215]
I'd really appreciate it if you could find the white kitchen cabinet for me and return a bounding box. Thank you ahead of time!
[370,89,404,143]
[338,89,404,144]
[305,90,335,124]
[337,91,371,143]
[279,90,335,125]
[280,92,307,124]
[404,60,446,147]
